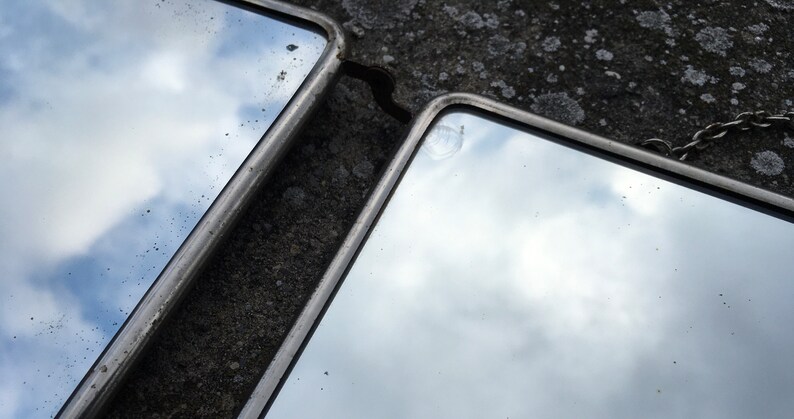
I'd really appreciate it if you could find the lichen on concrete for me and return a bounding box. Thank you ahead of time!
[694,26,733,57]
[531,92,585,125]
[751,150,786,176]
[541,36,562,52]
[765,0,794,10]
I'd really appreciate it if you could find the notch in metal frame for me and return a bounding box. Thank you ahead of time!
[342,60,413,123]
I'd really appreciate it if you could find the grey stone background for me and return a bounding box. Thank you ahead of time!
[107,0,793,417]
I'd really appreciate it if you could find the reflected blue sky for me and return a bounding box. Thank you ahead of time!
[267,111,794,418]
[0,0,324,417]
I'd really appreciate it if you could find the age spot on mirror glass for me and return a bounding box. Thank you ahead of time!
[0,1,325,417]
[267,111,794,418]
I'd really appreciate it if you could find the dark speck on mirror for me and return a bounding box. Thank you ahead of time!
[287,44,299,51]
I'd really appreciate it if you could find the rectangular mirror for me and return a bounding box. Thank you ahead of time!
[256,95,794,418]
[0,0,340,417]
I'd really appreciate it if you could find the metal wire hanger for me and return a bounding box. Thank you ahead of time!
[641,111,794,161]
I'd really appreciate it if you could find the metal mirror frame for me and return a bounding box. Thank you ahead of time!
[57,1,347,417]
[239,92,794,418]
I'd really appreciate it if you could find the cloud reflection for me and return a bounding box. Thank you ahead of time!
[0,0,324,417]
[267,111,794,419]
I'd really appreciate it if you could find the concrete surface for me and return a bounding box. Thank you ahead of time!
[106,0,793,417]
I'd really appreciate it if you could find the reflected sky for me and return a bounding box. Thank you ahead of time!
[0,1,324,417]
[267,111,794,418]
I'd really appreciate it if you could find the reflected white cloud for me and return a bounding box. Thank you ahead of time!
[0,0,325,417]
[268,112,794,418]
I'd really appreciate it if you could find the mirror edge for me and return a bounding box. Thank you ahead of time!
[56,1,348,418]
[239,91,794,418]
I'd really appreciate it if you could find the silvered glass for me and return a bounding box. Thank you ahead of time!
[0,1,325,417]
[267,110,794,418]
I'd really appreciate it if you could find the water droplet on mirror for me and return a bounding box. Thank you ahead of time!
[422,124,463,160]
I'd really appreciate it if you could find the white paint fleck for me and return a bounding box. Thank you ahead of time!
[605,71,621,79]
[472,61,485,72]
[595,49,614,61]
[730,98,739,105]
[382,55,395,64]
[700,93,716,103]
[438,72,449,81]
[530,92,586,125]
[731,82,746,91]
[695,27,733,56]
[783,135,794,148]
[546,73,558,83]
[542,36,562,52]
[749,59,773,73]
[599,118,607,126]
[750,150,785,176]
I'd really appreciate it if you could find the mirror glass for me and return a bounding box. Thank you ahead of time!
[0,0,325,416]
[267,110,794,418]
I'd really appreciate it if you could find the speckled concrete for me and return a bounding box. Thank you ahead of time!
[106,1,793,417]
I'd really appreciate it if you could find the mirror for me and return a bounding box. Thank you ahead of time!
[0,0,325,416]
[266,110,794,418]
